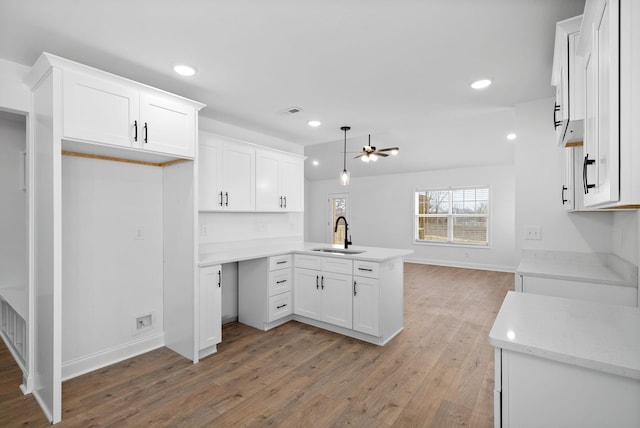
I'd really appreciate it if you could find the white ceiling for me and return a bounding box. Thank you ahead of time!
[0,0,585,180]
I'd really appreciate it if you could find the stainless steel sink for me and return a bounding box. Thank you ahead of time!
[311,248,366,255]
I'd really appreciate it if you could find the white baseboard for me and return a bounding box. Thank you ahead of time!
[61,332,164,381]
[404,257,515,273]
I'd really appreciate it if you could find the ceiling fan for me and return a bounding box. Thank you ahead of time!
[353,134,399,163]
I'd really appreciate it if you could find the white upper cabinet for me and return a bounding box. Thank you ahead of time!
[59,60,202,159]
[552,15,585,146]
[139,92,196,158]
[576,0,640,209]
[255,149,304,212]
[63,70,139,149]
[199,132,255,211]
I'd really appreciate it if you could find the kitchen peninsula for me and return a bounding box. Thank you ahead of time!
[199,242,412,347]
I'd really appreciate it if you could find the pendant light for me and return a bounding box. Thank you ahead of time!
[339,126,351,185]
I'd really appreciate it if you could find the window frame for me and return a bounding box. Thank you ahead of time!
[413,186,491,247]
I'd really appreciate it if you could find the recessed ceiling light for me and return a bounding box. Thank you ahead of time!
[173,64,197,76]
[312,160,319,166]
[308,120,322,127]
[506,133,517,140]
[470,79,492,89]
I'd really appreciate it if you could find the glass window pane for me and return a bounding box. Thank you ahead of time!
[417,217,448,242]
[452,216,487,244]
[421,191,449,214]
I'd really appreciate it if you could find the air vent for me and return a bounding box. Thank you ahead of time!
[280,106,303,115]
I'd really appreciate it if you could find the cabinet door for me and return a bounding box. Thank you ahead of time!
[583,0,620,207]
[294,268,322,321]
[198,136,224,211]
[140,92,195,158]
[280,155,304,212]
[63,70,138,148]
[199,265,222,350]
[321,272,353,329]
[255,150,281,211]
[353,276,380,336]
[562,147,575,211]
[222,142,255,211]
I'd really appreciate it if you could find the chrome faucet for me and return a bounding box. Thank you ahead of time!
[334,216,352,249]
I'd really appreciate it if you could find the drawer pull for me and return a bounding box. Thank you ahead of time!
[276,260,288,264]
[358,267,373,272]
[276,303,288,309]
[276,279,287,284]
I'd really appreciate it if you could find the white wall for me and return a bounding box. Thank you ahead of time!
[306,165,516,272]
[0,114,27,288]
[61,156,164,366]
[612,211,639,265]
[514,98,614,257]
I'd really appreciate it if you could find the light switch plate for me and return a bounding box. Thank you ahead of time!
[524,226,541,240]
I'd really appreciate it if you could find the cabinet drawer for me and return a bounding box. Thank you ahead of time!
[295,254,322,270]
[322,257,353,275]
[353,260,379,278]
[268,292,292,321]
[269,254,292,270]
[268,268,292,296]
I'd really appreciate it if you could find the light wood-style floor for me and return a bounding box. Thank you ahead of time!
[0,263,512,427]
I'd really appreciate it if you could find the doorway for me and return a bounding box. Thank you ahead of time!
[328,193,349,244]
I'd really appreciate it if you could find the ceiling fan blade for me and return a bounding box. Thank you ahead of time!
[353,153,365,159]
[373,152,389,157]
[376,147,400,152]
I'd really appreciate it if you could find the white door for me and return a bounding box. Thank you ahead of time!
[293,268,322,321]
[321,272,353,329]
[199,265,222,349]
[140,92,195,158]
[222,142,255,211]
[328,193,349,244]
[255,150,281,211]
[353,276,380,336]
[62,70,138,149]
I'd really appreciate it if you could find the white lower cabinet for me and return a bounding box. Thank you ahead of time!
[495,349,640,428]
[352,275,380,337]
[199,265,222,354]
[239,254,293,330]
[519,274,637,307]
[293,254,353,329]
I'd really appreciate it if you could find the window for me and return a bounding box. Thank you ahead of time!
[415,187,489,246]
[328,193,348,244]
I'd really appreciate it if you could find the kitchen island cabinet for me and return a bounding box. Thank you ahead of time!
[200,243,412,346]
[490,292,640,428]
[239,254,293,331]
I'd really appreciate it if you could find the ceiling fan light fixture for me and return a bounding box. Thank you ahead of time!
[308,120,322,127]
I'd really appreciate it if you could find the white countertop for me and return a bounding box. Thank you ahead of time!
[489,291,640,380]
[199,241,413,267]
[516,258,636,287]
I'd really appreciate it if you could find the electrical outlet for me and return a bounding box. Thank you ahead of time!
[135,227,144,240]
[133,313,153,335]
[201,224,208,237]
[524,226,541,240]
